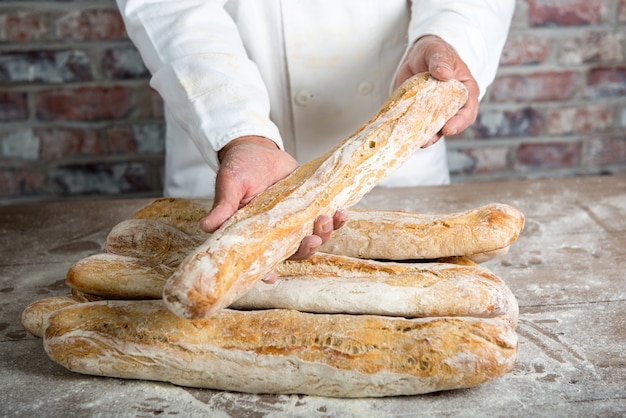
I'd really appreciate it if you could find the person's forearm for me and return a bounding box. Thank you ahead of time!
[116,0,282,170]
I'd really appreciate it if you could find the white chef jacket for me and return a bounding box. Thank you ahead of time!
[117,0,514,197]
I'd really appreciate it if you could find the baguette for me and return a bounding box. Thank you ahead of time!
[104,219,204,267]
[126,200,524,263]
[63,253,517,325]
[235,255,519,326]
[66,253,174,299]
[21,296,80,338]
[131,197,212,237]
[43,300,517,397]
[164,73,468,318]
[320,204,524,260]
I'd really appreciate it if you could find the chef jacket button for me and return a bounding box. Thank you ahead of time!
[357,81,374,95]
[294,90,312,107]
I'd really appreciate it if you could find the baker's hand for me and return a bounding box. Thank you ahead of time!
[199,135,347,282]
[394,35,479,147]
[199,135,298,233]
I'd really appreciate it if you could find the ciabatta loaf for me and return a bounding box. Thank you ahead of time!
[43,300,517,397]
[164,73,468,318]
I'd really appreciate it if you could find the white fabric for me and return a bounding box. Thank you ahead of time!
[117,0,514,197]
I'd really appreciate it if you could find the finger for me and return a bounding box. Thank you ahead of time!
[261,270,278,284]
[427,52,455,81]
[199,171,242,233]
[200,202,237,233]
[313,215,334,244]
[289,235,323,260]
[333,209,349,230]
[441,93,479,136]
[421,132,443,148]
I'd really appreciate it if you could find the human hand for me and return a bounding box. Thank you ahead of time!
[199,136,347,282]
[394,35,479,146]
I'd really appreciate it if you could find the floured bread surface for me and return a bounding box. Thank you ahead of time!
[22,296,80,338]
[320,204,525,260]
[131,197,213,237]
[66,253,173,300]
[44,300,517,397]
[163,73,468,319]
[62,252,518,326]
[123,200,524,264]
[246,254,519,326]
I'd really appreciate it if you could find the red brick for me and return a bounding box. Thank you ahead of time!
[0,12,47,42]
[52,162,152,195]
[0,168,46,197]
[516,141,582,170]
[35,86,132,121]
[500,34,551,65]
[527,0,603,26]
[55,10,127,41]
[586,137,626,165]
[0,92,28,121]
[105,126,136,153]
[105,123,165,154]
[102,47,149,80]
[37,127,105,161]
[469,107,543,139]
[547,105,614,135]
[586,67,626,98]
[449,147,510,175]
[0,50,93,84]
[559,31,624,65]
[619,0,626,22]
[489,71,581,102]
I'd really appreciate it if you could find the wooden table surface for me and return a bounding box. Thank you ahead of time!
[1,175,625,417]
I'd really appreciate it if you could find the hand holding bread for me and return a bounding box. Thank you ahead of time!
[22,73,524,397]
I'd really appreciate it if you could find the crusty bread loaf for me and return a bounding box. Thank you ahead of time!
[235,255,519,326]
[125,200,524,263]
[66,253,174,299]
[320,204,524,260]
[43,299,517,397]
[163,73,468,318]
[21,296,80,338]
[104,219,204,267]
[63,252,517,325]
[131,197,213,237]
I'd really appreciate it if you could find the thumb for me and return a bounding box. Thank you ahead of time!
[428,53,455,81]
[200,201,237,233]
[199,173,243,233]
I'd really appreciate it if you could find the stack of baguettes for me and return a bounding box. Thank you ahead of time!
[21,74,525,398]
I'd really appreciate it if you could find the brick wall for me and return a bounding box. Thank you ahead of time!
[1,0,625,204]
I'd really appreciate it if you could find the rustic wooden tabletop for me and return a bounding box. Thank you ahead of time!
[1,175,624,417]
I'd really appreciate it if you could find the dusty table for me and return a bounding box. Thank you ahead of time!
[1,176,625,417]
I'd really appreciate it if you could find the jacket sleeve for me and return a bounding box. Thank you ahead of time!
[408,0,515,99]
[116,0,282,171]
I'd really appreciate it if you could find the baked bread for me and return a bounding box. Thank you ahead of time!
[162,73,468,318]
[43,299,517,397]
[21,296,79,338]
[64,253,517,326]
[127,200,524,263]
[319,204,524,260]
[66,253,173,299]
